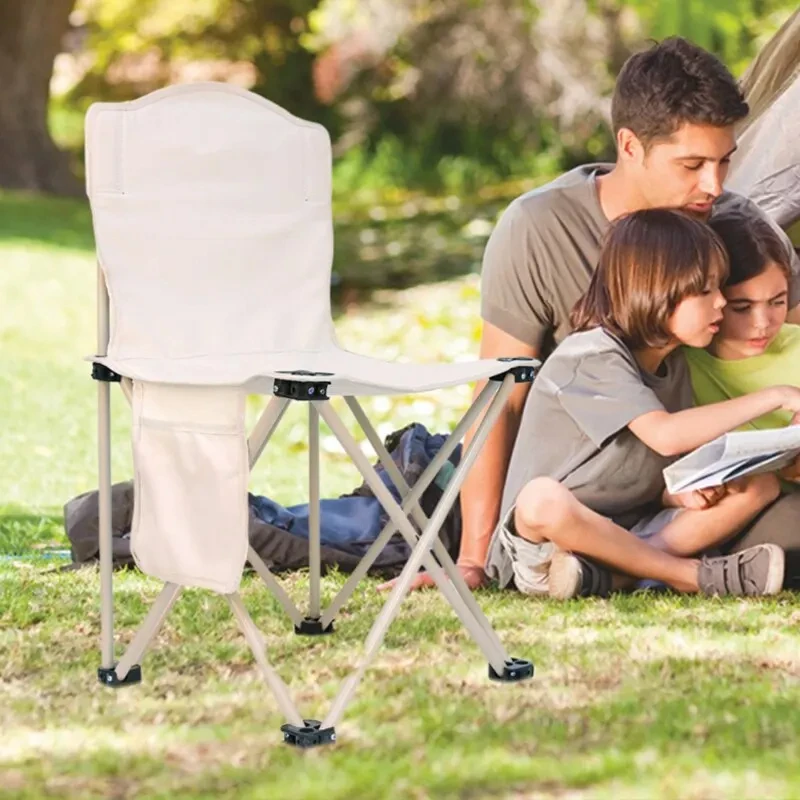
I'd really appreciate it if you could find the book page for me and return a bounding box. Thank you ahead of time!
[663,425,800,494]
[721,426,800,460]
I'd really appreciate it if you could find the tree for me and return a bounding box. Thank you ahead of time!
[73,0,332,129]
[0,0,80,195]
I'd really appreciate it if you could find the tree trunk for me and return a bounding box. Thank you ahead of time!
[0,0,80,196]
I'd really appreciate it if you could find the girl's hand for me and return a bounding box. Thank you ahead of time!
[779,453,800,483]
[664,485,728,510]
[775,386,800,418]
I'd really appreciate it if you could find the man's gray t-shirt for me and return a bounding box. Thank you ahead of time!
[480,163,800,357]
[484,327,693,588]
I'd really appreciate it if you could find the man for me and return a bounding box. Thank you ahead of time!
[395,37,800,594]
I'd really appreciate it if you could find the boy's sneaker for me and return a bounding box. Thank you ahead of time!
[698,544,785,597]
[548,548,612,599]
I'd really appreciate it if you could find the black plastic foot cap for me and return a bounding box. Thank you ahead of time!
[489,657,534,682]
[294,617,334,636]
[281,719,336,748]
[97,664,142,688]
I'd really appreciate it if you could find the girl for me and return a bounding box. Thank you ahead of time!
[684,209,800,586]
[686,210,800,435]
[484,208,800,599]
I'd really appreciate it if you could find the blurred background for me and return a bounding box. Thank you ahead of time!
[1,1,798,512]
[2,0,797,295]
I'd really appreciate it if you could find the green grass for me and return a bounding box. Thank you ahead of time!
[2,190,800,799]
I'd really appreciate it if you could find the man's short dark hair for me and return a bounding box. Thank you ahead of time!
[611,37,749,148]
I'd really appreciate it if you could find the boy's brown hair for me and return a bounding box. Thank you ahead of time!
[571,209,729,349]
[612,37,749,149]
[709,209,792,287]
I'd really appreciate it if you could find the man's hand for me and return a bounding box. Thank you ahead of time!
[663,485,728,510]
[377,563,487,593]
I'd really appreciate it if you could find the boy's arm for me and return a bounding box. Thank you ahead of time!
[629,386,800,457]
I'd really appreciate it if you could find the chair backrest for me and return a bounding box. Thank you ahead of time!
[86,83,336,361]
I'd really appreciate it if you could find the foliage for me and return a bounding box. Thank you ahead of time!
[73,0,335,129]
[67,0,798,197]
[603,0,798,77]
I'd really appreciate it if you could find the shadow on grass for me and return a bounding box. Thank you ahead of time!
[2,651,799,799]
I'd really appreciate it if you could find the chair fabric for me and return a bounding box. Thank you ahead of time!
[131,382,249,593]
[86,83,521,395]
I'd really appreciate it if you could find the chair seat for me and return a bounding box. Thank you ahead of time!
[91,347,537,396]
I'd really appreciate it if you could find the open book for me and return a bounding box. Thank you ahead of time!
[663,426,800,494]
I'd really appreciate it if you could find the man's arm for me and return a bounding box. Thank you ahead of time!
[379,195,551,592]
[377,321,537,593]
[455,322,537,585]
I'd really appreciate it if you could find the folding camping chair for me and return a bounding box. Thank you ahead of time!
[86,82,536,747]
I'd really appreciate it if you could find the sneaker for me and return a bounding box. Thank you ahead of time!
[698,544,785,597]
[548,548,612,599]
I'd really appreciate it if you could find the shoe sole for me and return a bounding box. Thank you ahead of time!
[548,548,581,600]
[761,544,785,596]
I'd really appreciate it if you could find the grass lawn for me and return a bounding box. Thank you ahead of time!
[2,191,800,799]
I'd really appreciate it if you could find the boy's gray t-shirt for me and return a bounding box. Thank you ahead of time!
[484,327,693,588]
[480,164,800,355]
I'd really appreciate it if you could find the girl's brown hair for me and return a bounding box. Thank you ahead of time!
[570,209,729,349]
[709,209,792,287]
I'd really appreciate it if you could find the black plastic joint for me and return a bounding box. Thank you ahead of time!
[91,363,122,382]
[273,371,332,400]
[281,719,337,748]
[490,357,537,384]
[488,657,534,682]
[97,664,142,688]
[294,616,334,636]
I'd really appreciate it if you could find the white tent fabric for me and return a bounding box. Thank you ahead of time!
[85,82,536,740]
[728,71,800,230]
